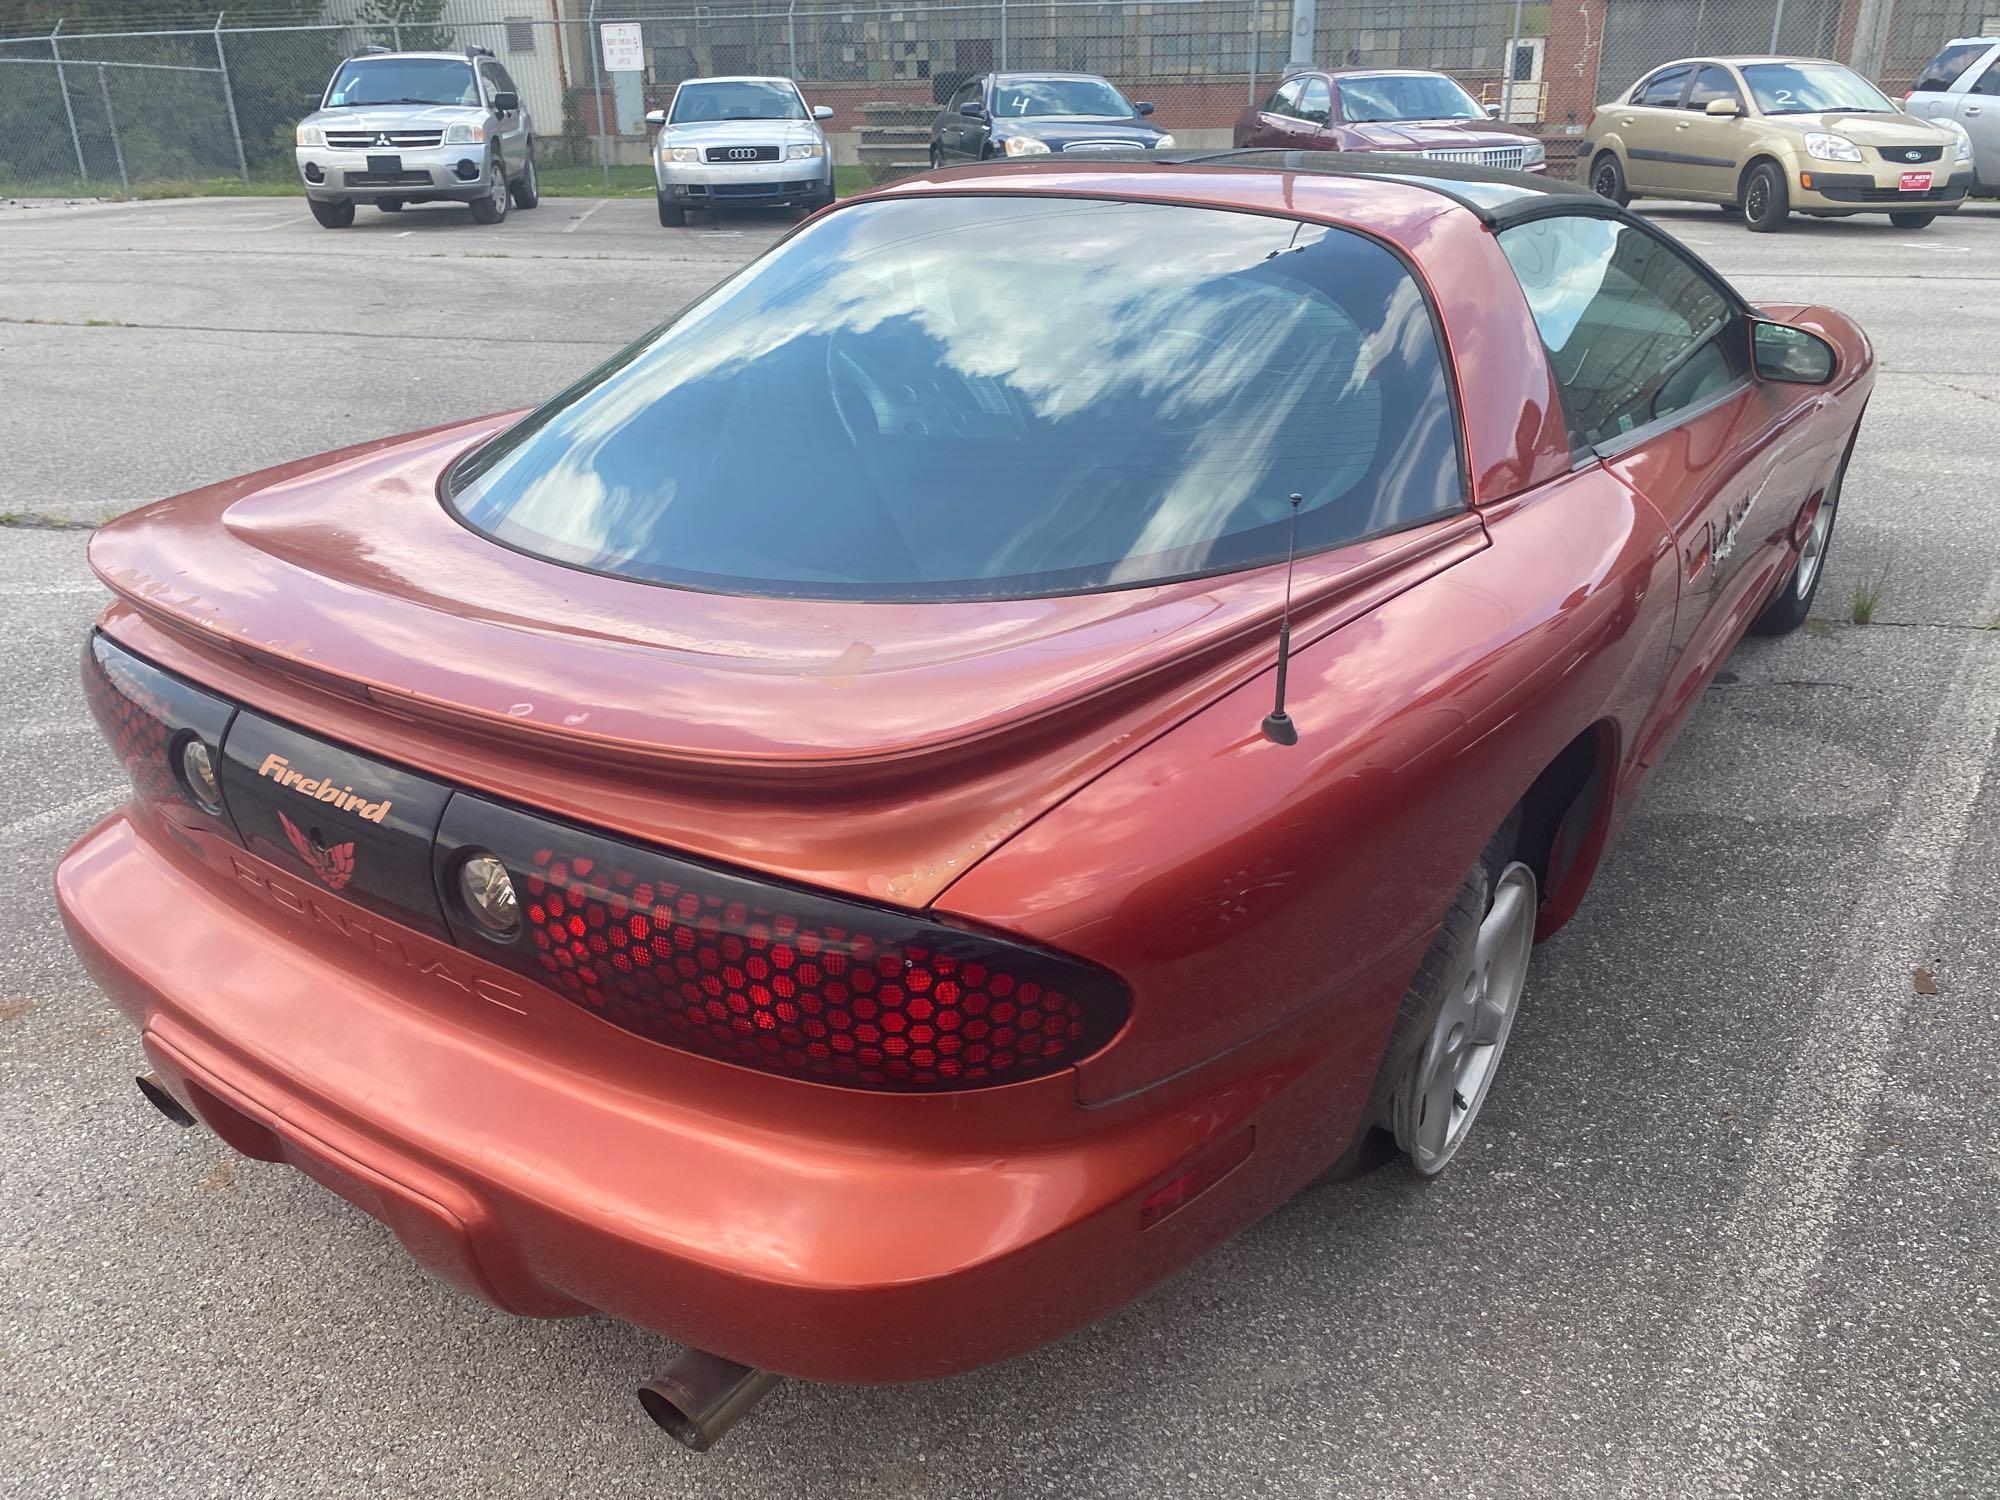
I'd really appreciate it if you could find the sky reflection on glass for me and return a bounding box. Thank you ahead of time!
[451,196,1462,600]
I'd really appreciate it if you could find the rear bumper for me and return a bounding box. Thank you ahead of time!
[56,806,1308,1383]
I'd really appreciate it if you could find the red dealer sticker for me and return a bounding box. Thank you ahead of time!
[1899,171,1933,193]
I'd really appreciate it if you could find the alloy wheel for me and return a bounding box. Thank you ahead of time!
[1795,495,1834,600]
[1394,862,1536,1175]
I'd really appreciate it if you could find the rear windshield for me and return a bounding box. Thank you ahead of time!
[1339,73,1484,122]
[447,196,1463,601]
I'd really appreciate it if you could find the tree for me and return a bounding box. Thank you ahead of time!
[357,0,451,53]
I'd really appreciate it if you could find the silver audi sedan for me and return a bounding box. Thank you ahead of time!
[646,76,836,225]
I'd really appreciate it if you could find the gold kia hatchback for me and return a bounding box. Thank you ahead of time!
[1581,55,1974,231]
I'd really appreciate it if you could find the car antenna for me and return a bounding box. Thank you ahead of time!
[1261,493,1304,747]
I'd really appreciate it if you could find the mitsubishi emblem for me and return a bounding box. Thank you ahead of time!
[374,133,392,147]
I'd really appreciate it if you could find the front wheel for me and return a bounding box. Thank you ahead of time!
[1751,445,1847,635]
[1742,162,1789,232]
[657,190,685,227]
[1589,151,1629,206]
[469,152,509,224]
[376,198,403,213]
[509,143,539,209]
[308,198,354,229]
[1889,211,1935,229]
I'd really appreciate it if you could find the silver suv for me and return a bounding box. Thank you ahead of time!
[295,46,538,228]
[1905,37,2000,194]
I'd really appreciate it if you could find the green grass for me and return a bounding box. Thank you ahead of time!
[8,162,881,204]
[1849,565,1890,625]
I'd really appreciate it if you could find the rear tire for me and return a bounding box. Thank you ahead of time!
[1742,161,1789,232]
[308,198,354,229]
[1317,819,1532,1182]
[509,143,539,209]
[1589,151,1629,206]
[470,151,509,224]
[657,190,685,227]
[376,198,403,213]
[1889,211,1934,229]
[1751,439,1849,635]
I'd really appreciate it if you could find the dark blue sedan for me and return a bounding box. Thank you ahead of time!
[930,72,1173,164]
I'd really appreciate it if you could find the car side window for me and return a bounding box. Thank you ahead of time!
[1975,59,2000,96]
[951,80,979,111]
[1631,66,1691,108]
[1498,214,1747,450]
[492,63,520,98]
[1684,65,1738,109]
[1298,77,1332,124]
[1913,41,1991,92]
[1269,78,1305,117]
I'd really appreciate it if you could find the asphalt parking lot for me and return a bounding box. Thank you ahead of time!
[2,191,1996,1499]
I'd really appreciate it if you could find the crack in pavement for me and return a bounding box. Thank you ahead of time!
[0,314,623,348]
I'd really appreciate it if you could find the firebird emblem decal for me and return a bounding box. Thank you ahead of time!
[279,810,356,891]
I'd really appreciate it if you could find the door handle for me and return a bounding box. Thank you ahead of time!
[1966,106,1983,116]
[1686,525,1713,581]
[1675,120,1691,130]
[1620,116,1636,127]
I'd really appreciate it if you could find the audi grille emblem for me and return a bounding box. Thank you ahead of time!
[726,148,756,160]
[374,133,392,147]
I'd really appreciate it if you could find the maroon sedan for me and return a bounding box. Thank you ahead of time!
[1236,67,1546,171]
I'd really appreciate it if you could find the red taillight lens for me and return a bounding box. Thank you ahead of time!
[82,633,239,834]
[437,796,1128,1092]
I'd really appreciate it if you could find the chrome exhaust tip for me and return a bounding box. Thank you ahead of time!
[135,1072,197,1127]
[638,1348,780,1452]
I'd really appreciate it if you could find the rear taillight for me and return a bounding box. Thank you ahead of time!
[437,795,1128,1092]
[82,633,239,837]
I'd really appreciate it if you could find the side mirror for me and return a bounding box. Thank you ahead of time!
[1705,97,1743,117]
[1751,320,1836,385]
[812,104,834,121]
[644,108,666,127]
[1134,100,1155,116]
[491,90,519,114]
[1485,102,1502,118]
[959,100,985,118]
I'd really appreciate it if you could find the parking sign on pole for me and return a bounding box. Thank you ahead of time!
[600,23,643,74]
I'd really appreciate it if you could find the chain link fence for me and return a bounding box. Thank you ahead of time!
[2,0,1994,198]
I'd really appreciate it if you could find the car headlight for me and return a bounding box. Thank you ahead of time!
[1803,132,1862,163]
[1521,137,1547,166]
[1002,135,1052,157]
[787,141,824,159]
[295,124,324,148]
[1152,133,1176,149]
[1942,119,1974,164]
[667,145,701,163]
[443,122,485,145]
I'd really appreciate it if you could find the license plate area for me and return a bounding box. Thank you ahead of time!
[367,153,402,174]
[1899,170,1932,193]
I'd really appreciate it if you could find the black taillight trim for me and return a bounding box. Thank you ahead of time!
[83,632,242,841]
[435,792,1131,1092]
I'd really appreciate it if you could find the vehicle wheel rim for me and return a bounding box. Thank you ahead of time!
[1795,496,1834,600]
[1397,862,1536,1175]
[1747,178,1767,219]
[1593,162,1616,197]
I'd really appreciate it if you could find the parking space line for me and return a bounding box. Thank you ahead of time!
[563,199,609,234]
[1614,576,2000,1495]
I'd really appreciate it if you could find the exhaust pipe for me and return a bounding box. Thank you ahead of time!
[135,1072,197,1128]
[638,1348,780,1452]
